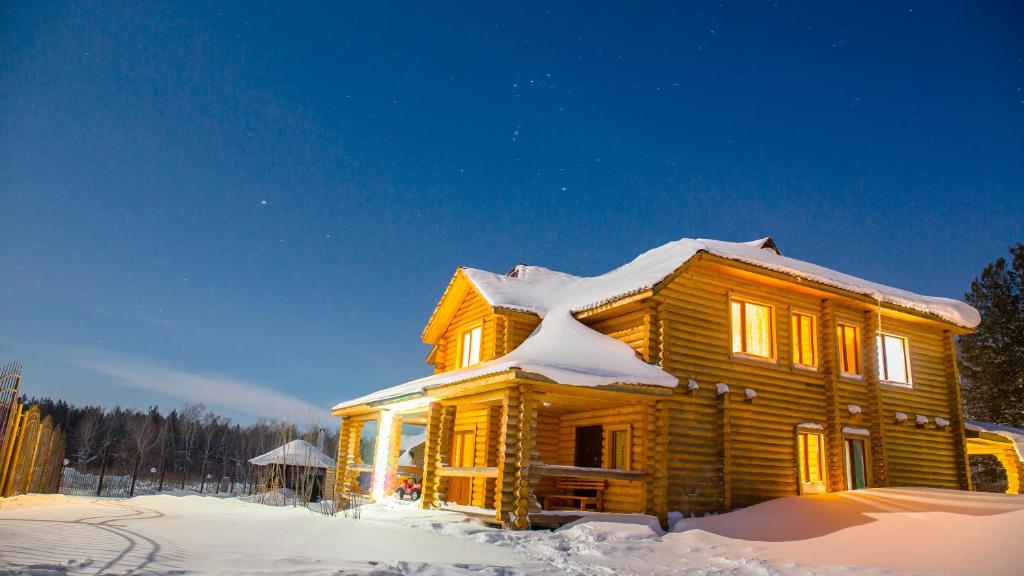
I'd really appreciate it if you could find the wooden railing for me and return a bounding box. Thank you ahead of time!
[534,464,644,481]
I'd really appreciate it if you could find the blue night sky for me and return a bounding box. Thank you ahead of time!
[1,2,1021,424]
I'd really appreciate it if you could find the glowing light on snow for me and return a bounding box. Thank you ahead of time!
[370,396,436,501]
[371,410,395,501]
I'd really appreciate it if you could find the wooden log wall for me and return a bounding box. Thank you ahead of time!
[875,316,961,488]
[653,259,966,512]
[554,405,647,513]
[451,405,499,508]
[820,300,844,492]
[434,287,494,373]
[580,304,649,361]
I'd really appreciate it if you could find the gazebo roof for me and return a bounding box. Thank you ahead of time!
[248,439,336,469]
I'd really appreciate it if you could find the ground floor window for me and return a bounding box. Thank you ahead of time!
[797,430,826,494]
[844,437,869,490]
[605,425,631,471]
[574,425,603,468]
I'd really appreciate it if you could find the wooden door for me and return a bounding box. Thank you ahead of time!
[448,430,475,505]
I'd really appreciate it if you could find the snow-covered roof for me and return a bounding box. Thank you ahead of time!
[965,419,1024,461]
[334,236,979,411]
[462,237,979,327]
[248,439,336,469]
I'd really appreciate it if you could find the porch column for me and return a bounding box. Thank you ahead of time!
[421,401,444,508]
[338,419,365,503]
[863,310,889,487]
[646,400,670,525]
[382,413,404,496]
[820,300,844,492]
[496,384,538,529]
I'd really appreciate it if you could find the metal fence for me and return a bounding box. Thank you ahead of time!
[0,362,67,497]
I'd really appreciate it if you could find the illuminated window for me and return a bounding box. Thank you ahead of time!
[836,324,861,376]
[459,325,482,368]
[797,430,826,493]
[605,425,631,471]
[877,333,911,385]
[791,312,817,368]
[731,299,774,359]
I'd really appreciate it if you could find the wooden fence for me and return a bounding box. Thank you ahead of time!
[0,362,67,497]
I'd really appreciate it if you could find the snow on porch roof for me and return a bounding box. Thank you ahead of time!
[248,439,336,469]
[966,419,1024,462]
[333,236,979,411]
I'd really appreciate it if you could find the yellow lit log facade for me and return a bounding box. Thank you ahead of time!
[333,252,982,528]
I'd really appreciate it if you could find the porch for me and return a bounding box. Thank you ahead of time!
[333,375,671,529]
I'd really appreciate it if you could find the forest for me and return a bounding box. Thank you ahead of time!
[21,396,339,498]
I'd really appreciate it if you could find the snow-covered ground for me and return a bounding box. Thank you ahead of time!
[0,488,1021,575]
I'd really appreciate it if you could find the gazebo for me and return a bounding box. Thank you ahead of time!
[249,439,336,501]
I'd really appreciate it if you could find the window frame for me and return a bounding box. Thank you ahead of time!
[603,424,632,471]
[836,323,862,379]
[729,295,778,363]
[457,322,483,369]
[877,332,913,387]
[790,309,818,370]
[796,429,827,495]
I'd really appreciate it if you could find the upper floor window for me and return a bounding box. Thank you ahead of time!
[459,325,482,368]
[877,333,911,385]
[731,299,775,359]
[791,311,817,369]
[836,324,861,377]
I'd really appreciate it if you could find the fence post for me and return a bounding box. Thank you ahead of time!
[96,447,108,497]
[129,452,141,497]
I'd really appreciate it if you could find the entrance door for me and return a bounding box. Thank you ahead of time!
[574,425,603,468]
[448,430,475,505]
[844,437,868,490]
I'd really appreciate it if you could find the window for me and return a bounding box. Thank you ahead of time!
[836,324,861,376]
[459,325,482,368]
[797,431,826,494]
[877,333,911,385]
[844,437,868,490]
[731,299,775,359]
[605,425,631,471]
[791,312,817,368]
[574,425,603,468]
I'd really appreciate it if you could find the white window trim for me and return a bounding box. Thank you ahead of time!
[458,323,482,369]
[877,332,913,387]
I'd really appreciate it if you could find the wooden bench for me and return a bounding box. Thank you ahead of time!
[542,478,605,511]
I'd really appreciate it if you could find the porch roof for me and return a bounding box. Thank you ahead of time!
[966,419,1024,461]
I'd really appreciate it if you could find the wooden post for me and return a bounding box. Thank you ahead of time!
[650,400,670,526]
[944,331,973,491]
[433,405,456,503]
[820,300,844,492]
[511,384,538,529]
[96,447,108,497]
[718,388,732,512]
[863,310,889,487]
[420,402,443,508]
[385,413,404,494]
[496,386,522,526]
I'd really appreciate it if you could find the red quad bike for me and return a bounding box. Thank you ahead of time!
[394,478,422,501]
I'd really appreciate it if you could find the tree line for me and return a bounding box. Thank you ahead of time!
[22,397,338,496]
